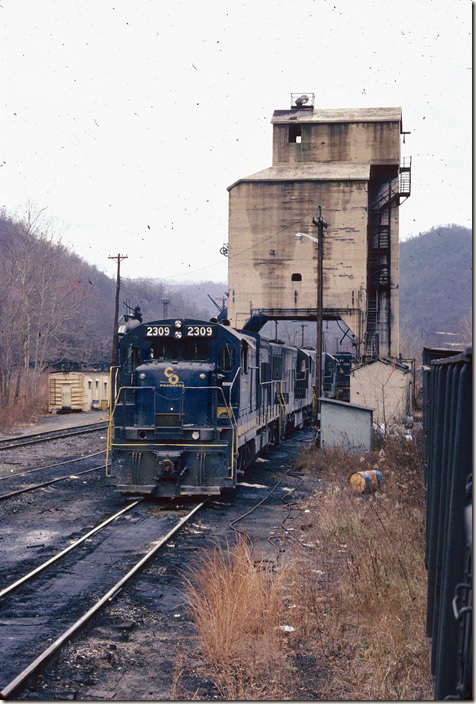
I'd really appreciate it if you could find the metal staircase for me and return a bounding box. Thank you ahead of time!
[364,158,411,358]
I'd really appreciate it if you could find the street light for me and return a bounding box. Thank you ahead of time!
[295,232,318,244]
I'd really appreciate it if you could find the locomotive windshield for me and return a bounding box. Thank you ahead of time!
[149,340,177,361]
[148,339,210,362]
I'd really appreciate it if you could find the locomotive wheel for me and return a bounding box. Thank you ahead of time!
[237,447,247,477]
[270,421,279,447]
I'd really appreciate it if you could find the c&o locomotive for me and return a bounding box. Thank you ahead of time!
[107,318,315,498]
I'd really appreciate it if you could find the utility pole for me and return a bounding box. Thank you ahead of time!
[109,253,128,366]
[312,205,328,438]
[300,324,308,347]
[161,297,170,318]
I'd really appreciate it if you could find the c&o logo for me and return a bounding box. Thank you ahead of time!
[164,367,180,385]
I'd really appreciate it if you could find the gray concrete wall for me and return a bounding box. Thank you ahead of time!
[227,179,368,337]
[227,107,403,357]
[272,121,400,166]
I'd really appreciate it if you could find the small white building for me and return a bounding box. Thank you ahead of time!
[350,358,413,427]
[48,371,110,413]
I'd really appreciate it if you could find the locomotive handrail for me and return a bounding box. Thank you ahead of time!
[106,384,156,476]
[277,381,287,438]
[182,384,237,420]
[229,366,241,478]
[106,366,120,477]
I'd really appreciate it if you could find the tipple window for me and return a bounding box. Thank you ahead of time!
[288,124,302,144]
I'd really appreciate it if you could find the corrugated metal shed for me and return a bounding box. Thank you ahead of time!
[228,163,370,191]
[271,106,402,124]
[320,397,373,453]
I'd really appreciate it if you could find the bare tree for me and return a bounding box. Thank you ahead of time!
[458,312,472,346]
[399,310,421,360]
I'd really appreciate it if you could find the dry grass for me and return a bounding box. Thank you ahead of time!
[182,435,432,700]
[184,538,292,700]
[290,433,433,700]
[0,371,48,430]
[170,644,186,701]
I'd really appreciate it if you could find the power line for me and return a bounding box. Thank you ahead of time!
[165,211,316,279]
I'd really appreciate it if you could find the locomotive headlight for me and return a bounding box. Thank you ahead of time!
[175,331,182,339]
[174,320,182,328]
[192,431,200,440]
[199,373,206,380]
[139,373,146,380]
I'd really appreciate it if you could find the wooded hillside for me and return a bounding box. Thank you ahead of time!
[0,208,470,426]
[399,224,472,354]
[0,210,217,421]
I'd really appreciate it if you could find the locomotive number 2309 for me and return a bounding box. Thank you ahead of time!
[146,326,170,336]
[145,325,213,337]
[187,326,213,336]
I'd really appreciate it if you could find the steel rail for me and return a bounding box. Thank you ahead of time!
[0,500,142,599]
[0,501,205,700]
[0,465,105,502]
[0,450,106,482]
[0,422,108,451]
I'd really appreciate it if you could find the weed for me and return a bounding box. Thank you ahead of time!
[182,435,431,700]
[291,433,432,700]
[183,538,291,700]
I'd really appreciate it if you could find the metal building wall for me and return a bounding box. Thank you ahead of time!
[320,398,373,452]
[423,347,472,700]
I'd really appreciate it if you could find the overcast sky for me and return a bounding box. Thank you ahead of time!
[0,0,471,284]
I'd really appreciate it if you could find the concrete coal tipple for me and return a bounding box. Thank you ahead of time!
[108,318,315,498]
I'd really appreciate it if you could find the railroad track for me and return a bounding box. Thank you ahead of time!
[0,501,205,699]
[0,450,106,483]
[0,422,108,451]
[0,464,106,502]
[0,501,142,598]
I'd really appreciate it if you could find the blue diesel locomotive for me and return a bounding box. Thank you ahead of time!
[107,318,315,498]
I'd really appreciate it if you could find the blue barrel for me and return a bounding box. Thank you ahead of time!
[349,469,383,493]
